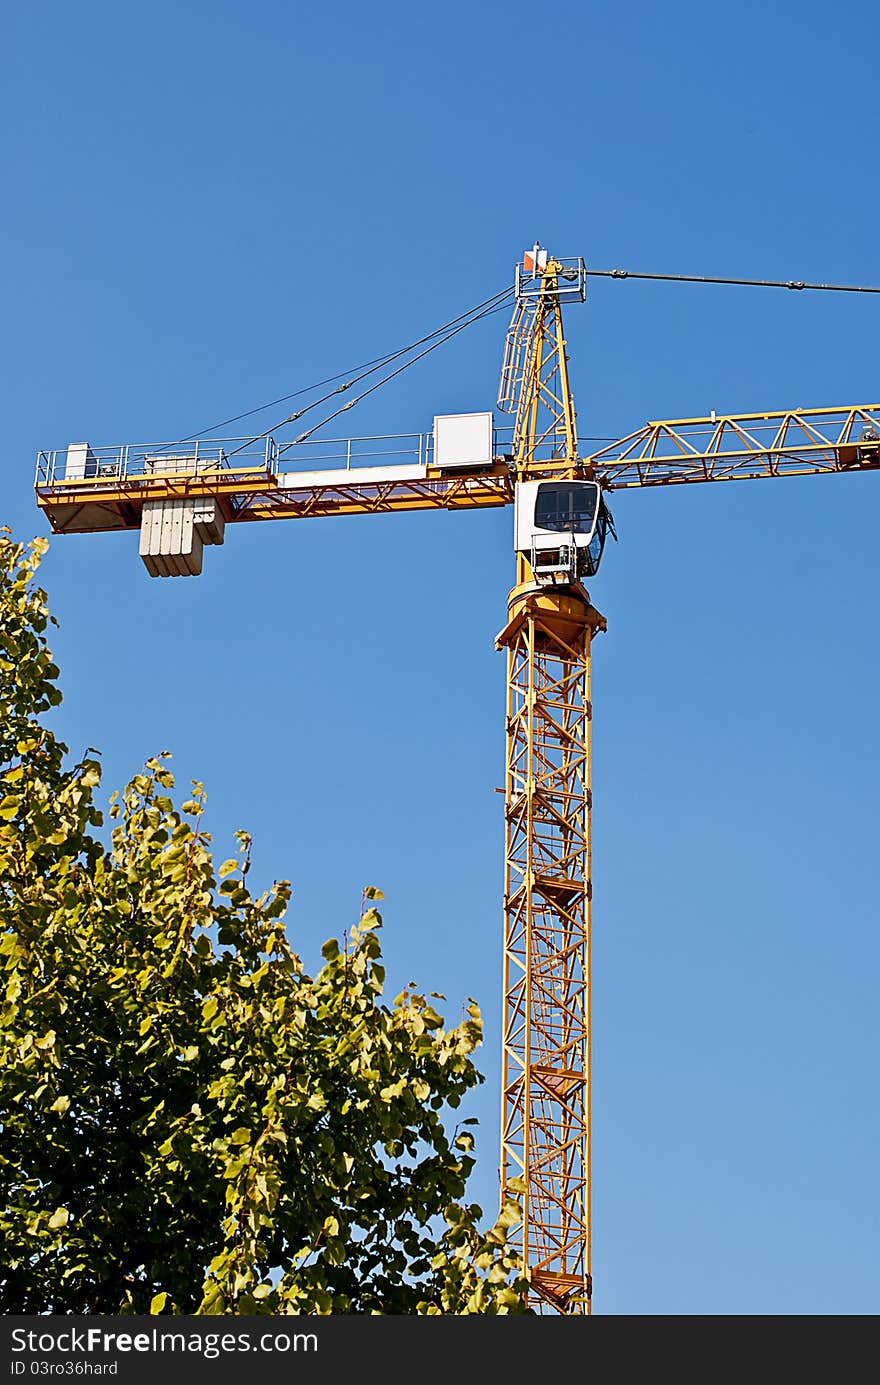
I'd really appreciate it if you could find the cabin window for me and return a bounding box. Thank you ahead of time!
[534,482,599,533]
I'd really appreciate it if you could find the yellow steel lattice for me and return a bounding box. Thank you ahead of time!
[497,585,605,1313]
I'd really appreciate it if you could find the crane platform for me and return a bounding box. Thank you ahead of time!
[34,430,518,535]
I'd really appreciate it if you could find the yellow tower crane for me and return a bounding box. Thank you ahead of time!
[34,247,880,1315]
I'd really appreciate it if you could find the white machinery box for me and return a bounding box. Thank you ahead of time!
[433,412,494,470]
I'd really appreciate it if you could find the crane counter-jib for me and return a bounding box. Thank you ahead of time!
[33,461,516,535]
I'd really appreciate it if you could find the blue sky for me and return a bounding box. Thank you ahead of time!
[3,0,879,1315]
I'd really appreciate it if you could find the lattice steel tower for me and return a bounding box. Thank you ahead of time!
[496,249,607,1313]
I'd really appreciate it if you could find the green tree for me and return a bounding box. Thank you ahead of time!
[0,533,528,1315]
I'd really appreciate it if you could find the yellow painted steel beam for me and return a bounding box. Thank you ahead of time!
[242,468,513,521]
[589,404,880,489]
[513,265,581,481]
[35,468,514,533]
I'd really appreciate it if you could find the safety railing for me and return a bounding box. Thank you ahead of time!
[35,436,281,489]
[275,433,434,472]
[35,426,611,491]
[34,434,438,489]
[267,429,599,471]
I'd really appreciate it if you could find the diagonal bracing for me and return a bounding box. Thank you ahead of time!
[497,583,605,1314]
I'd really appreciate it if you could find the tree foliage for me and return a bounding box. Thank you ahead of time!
[0,533,528,1314]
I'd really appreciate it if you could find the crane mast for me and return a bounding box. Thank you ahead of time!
[495,253,600,1312]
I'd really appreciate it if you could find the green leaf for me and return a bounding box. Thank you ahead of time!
[48,1208,69,1230]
